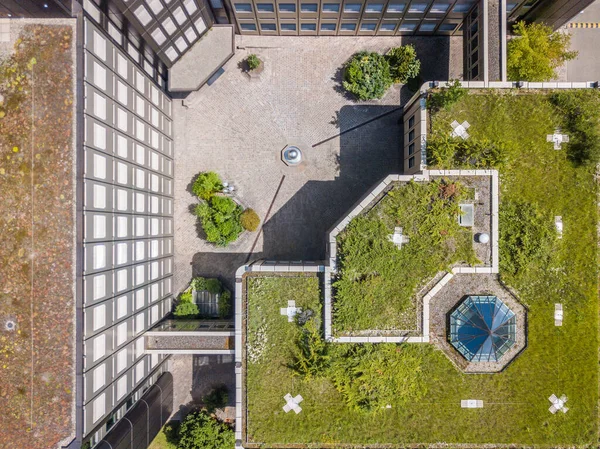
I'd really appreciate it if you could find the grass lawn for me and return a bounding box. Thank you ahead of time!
[245,90,599,447]
[333,180,477,332]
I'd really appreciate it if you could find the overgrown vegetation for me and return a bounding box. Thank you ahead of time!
[203,385,229,413]
[240,208,260,231]
[427,79,467,112]
[173,277,232,319]
[342,51,392,100]
[246,54,261,71]
[334,180,478,331]
[550,90,600,166]
[195,196,243,246]
[386,45,421,84]
[507,21,577,82]
[427,135,508,169]
[192,171,223,200]
[175,410,234,449]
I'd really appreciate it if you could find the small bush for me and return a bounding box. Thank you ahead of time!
[240,208,260,231]
[247,54,261,71]
[192,172,223,200]
[427,135,508,169]
[195,196,243,246]
[174,300,199,318]
[427,79,467,112]
[290,318,329,379]
[507,21,577,82]
[163,421,181,446]
[203,385,229,413]
[193,277,222,294]
[550,90,600,166]
[177,410,234,449]
[218,290,231,319]
[343,51,393,101]
[386,45,421,84]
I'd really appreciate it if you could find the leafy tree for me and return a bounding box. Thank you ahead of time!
[203,385,229,413]
[177,410,234,449]
[174,291,199,318]
[386,45,421,84]
[246,54,261,70]
[499,200,556,279]
[193,277,223,294]
[507,21,577,82]
[192,172,223,200]
[195,196,243,246]
[550,90,600,166]
[427,79,467,112]
[240,208,260,231]
[343,51,393,100]
[290,318,330,379]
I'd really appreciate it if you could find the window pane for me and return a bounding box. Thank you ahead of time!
[235,3,253,11]
[439,22,456,31]
[365,3,383,12]
[507,2,517,11]
[430,3,449,13]
[408,2,427,12]
[281,23,297,30]
[419,22,436,31]
[380,22,396,30]
[399,22,417,30]
[323,3,340,12]
[343,3,361,12]
[453,2,475,13]
[386,3,404,12]
[279,3,296,12]
[409,156,415,168]
[360,22,377,30]
[257,3,275,11]
[301,3,318,11]
[321,23,336,30]
[341,22,356,30]
[241,23,257,30]
[301,22,317,30]
[261,22,277,30]
[409,143,415,155]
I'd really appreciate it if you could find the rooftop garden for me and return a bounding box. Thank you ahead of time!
[245,89,599,446]
[333,179,478,333]
[0,25,75,447]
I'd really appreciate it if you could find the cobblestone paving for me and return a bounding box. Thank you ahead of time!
[173,35,464,292]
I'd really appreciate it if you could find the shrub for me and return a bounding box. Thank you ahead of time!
[499,200,556,279]
[174,300,199,318]
[386,45,421,84]
[193,277,222,294]
[507,21,577,82]
[550,90,600,166]
[218,290,231,319]
[163,421,181,446]
[342,51,393,101]
[427,79,467,112]
[427,135,508,169]
[328,344,427,413]
[203,385,229,413]
[290,318,329,379]
[195,196,243,246]
[192,172,223,200]
[247,54,261,71]
[177,410,234,449]
[240,208,260,231]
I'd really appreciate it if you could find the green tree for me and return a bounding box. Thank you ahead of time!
[174,291,199,318]
[507,21,577,82]
[427,79,467,112]
[192,172,223,200]
[386,45,421,84]
[343,51,393,100]
[246,54,261,70]
[177,410,234,449]
[195,196,243,246]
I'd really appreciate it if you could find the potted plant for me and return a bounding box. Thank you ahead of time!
[246,53,264,78]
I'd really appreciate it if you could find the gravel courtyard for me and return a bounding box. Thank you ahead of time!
[173,35,463,292]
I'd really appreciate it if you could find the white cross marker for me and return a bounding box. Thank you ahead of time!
[283,393,303,414]
[546,130,569,150]
[451,120,470,140]
[549,394,568,414]
[280,300,301,322]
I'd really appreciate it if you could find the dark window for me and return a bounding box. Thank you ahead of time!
[260,22,277,30]
[106,415,116,432]
[234,3,253,12]
[240,23,257,30]
[360,22,377,30]
[301,3,318,11]
[471,49,478,63]
[453,1,475,13]
[343,3,362,12]
[409,130,415,141]
[321,22,337,30]
[301,22,317,30]
[439,22,457,32]
[409,156,415,168]
[210,0,224,7]
[408,115,415,128]
[408,2,427,12]
[409,143,415,155]
[419,22,437,31]
[365,3,383,12]
[380,22,396,31]
[471,65,479,79]
[257,3,275,11]
[430,2,449,13]
[399,22,417,31]
[470,20,478,34]
[281,23,297,30]
[386,3,404,12]
[341,22,357,30]
[279,3,296,11]
[323,3,340,12]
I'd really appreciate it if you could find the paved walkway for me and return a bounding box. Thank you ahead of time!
[173,35,463,292]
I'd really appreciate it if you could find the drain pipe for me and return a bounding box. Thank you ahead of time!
[500,0,507,81]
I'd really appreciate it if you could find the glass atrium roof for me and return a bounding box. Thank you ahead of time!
[449,295,516,362]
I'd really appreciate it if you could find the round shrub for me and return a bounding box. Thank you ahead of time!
[240,208,260,232]
[247,54,261,71]
[177,410,234,449]
[195,196,243,246]
[342,51,393,101]
[193,172,223,200]
[386,45,421,84]
[174,300,199,318]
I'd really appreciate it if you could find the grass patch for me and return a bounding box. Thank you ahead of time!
[333,180,478,332]
[246,90,599,447]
